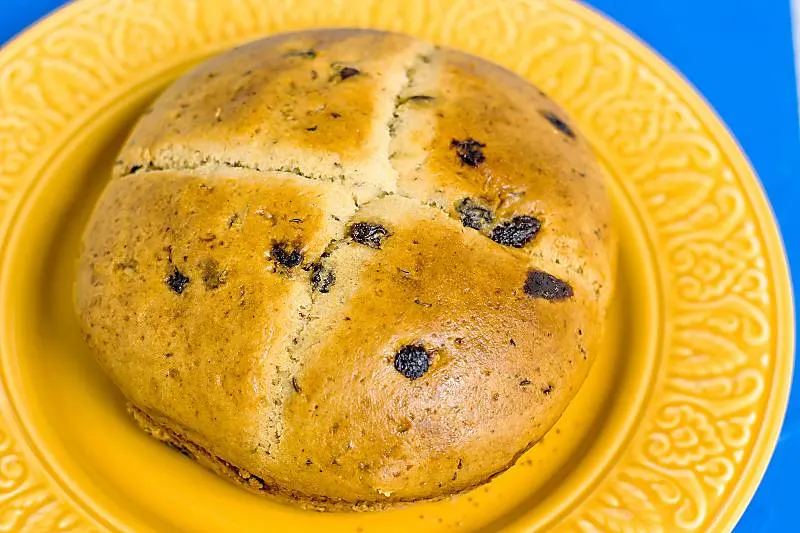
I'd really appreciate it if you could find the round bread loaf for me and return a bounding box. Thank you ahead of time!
[75,29,615,510]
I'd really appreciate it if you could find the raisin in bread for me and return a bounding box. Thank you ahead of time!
[75,28,615,511]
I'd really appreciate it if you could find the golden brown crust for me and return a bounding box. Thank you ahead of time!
[277,195,598,501]
[116,29,431,202]
[391,48,614,302]
[76,29,615,510]
[129,403,533,512]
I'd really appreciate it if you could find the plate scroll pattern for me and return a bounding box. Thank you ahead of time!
[0,0,788,531]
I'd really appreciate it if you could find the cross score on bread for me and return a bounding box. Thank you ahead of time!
[75,29,615,510]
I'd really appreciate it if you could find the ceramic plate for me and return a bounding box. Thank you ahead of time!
[0,0,793,531]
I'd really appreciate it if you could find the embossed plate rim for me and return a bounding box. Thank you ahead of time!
[569,2,795,528]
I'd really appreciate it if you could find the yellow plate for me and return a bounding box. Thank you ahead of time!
[0,0,793,531]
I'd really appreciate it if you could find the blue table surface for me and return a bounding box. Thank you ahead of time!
[2,0,798,530]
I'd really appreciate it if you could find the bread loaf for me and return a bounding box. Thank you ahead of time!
[75,28,615,510]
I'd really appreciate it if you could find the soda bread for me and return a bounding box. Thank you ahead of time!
[75,29,615,510]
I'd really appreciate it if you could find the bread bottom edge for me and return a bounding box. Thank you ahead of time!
[128,404,435,511]
[127,403,538,512]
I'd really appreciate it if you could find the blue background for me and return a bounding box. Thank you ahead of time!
[2,0,798,530]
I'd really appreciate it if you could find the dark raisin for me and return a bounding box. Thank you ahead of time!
[330,112,341,119]
[540,110,575,139]
[249,472,270,488]
[407,95,435,102]
[292,377,302,393]
[165,268,190,294]
[310,264,335,293]
[450,138,486,167]
[394,344,430,380]
[520,379,531,386]
[285,49,317,59]
[339,66,360,80]
[129,164,143,173]
[523,270,573,300]
[350,222,389,248]
[305,125,318,132]
[199,258,226,289]
[542,384,554,395]
[271,242,304,267]
[490,215,541,247]
[455,198,493,230]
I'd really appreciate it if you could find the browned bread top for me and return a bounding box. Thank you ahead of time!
[77,28,615,509]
